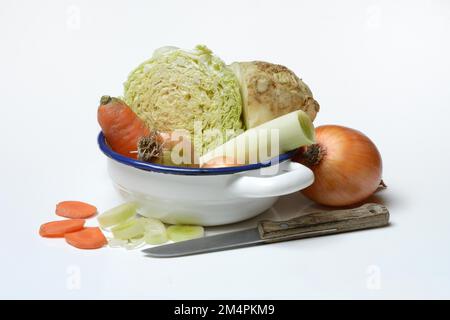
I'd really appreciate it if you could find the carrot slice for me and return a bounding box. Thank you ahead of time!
[39,220,85,238]
[56,201,97,219]
[65,227,107,249]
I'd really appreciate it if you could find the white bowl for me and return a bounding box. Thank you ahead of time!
[98,133,314,226]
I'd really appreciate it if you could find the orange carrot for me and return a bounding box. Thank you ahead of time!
[56,201,97,219]
[65,227,107,250]
[98,96,150,159]
[39,220,85,238]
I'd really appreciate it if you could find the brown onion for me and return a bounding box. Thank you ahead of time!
[293,125,383,206]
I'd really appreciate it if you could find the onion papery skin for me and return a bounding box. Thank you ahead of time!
[294,125,383,206]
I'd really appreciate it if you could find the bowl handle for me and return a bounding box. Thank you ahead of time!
[229,161,314,198]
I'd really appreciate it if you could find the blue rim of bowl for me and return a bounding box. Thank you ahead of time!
[98,132,297,176]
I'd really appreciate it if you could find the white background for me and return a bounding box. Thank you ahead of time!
[1,0,449,299]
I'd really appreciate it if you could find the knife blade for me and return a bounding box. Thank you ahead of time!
[142,203,389,258]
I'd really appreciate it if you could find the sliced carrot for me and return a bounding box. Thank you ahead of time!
[56,201,97,219]
[65,227,107,249]
[39,219,85,238]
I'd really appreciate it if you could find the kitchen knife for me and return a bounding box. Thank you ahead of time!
[142,203,389,258]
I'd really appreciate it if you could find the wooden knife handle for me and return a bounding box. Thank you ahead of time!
[258,203,389,243]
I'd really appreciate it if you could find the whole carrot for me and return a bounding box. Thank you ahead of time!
[97,96,150,159]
